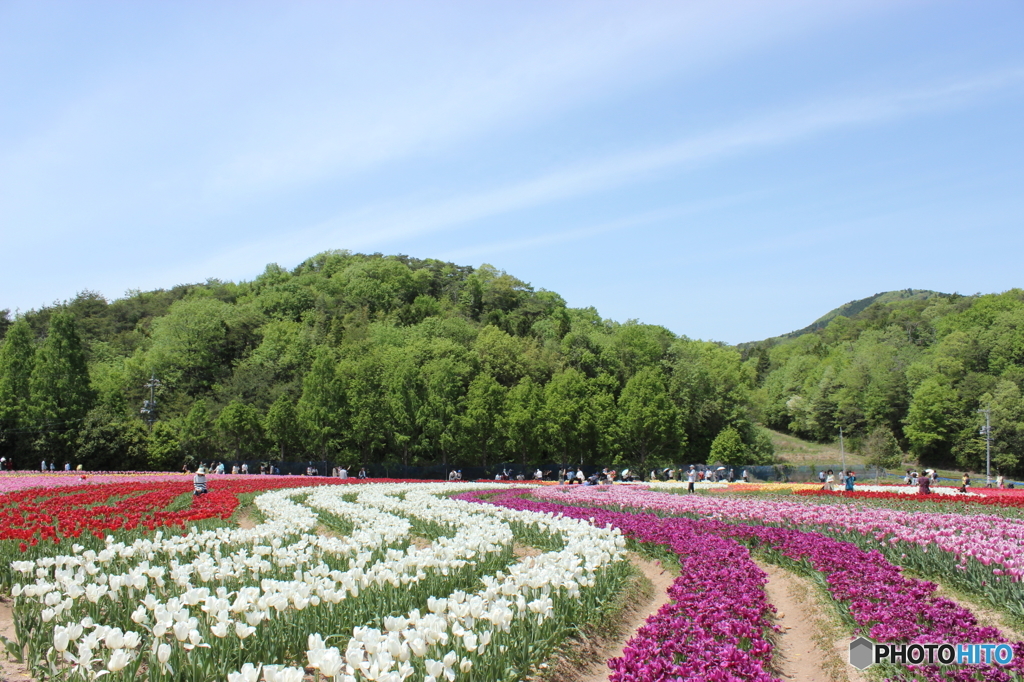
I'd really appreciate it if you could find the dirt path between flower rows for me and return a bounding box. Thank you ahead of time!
[0,596,31,681]
[563,555,675,682]
[757,561,869,682]
[236,511,258,529]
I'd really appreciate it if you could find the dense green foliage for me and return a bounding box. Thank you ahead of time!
[0,251,769,472]
[747,289,1024,475]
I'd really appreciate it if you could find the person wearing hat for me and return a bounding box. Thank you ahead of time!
[193,465,208,496]
[686,466,696,494]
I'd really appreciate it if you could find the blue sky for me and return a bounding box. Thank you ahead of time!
[2,1,1022,344]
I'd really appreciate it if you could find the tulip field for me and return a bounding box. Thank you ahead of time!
[2,474,1024,681]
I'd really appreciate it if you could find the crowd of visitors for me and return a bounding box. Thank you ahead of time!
[817,469,857,491]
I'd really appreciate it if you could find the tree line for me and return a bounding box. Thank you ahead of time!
[0,251,773,474]
[746,289,1024,475]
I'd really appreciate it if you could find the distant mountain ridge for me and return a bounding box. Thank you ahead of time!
[740,289,948,348]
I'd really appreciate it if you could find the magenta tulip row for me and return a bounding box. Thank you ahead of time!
[457,489,780,681]
[460,488,1024,682]
[531,485,1024,580]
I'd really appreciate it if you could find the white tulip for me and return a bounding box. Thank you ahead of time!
[318,649,344,677]
[53,626,69,653]
[107,648,130,672]
[104,627,124,649]
[424,659,443,678]
[172,621,190,642]
[228,662,262,682]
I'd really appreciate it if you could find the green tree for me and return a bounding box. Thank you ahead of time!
[458,372,507,469]
[502,377,543,470]
[669,340,750,461]
[29,312,94,462]
[544,368,592,469]
[216,401,265,460]
[264,395,302,460]
[338,353,386,467]
[708,426,746,466]
[742,424,776,465]
[180,399,215,462]
[0,320,35,460]
[298,349,343,458]
[76,406,150,471]
[416,342,473,468]
[382,346,423,467]
[146,297,236,397]
[980,381,1024,473]
[616,367,682,472]
[147,420,182,471]
[905,376,962,462]
[862,424,903,471]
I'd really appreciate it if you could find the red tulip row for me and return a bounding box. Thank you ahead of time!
[794,489,1024,509]
[0,477,428,548]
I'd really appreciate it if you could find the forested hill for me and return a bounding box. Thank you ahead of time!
[0,250,772,474]
[738,289,946,349]
[742,288,1024,475]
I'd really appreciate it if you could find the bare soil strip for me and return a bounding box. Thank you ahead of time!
[0,596,31,682]
[236,511,258,529]
[757,561,869,682]
[557,555,675,682]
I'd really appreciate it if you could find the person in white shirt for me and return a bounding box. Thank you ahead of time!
[687,467,696,494]
[339,467,348,480]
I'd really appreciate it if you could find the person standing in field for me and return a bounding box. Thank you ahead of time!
[845,470,855,491]
[824,470,835,491]
[687,467,696,494]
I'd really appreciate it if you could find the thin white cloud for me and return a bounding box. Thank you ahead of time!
[182,64,1024,280]
[435,191,769,263]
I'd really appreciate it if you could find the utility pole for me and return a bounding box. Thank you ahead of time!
[141,374,162,429]
[839,426,846,477]
[978,407,992,487]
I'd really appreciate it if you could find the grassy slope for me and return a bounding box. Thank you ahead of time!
[769,429,988,482]
[769,429,864,466]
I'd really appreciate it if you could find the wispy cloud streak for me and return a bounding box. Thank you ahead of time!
[190,66,1024,275]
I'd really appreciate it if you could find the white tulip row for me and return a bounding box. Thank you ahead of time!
[639,481,730,490]
[11,483,627,682]
[849,484,980,497]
